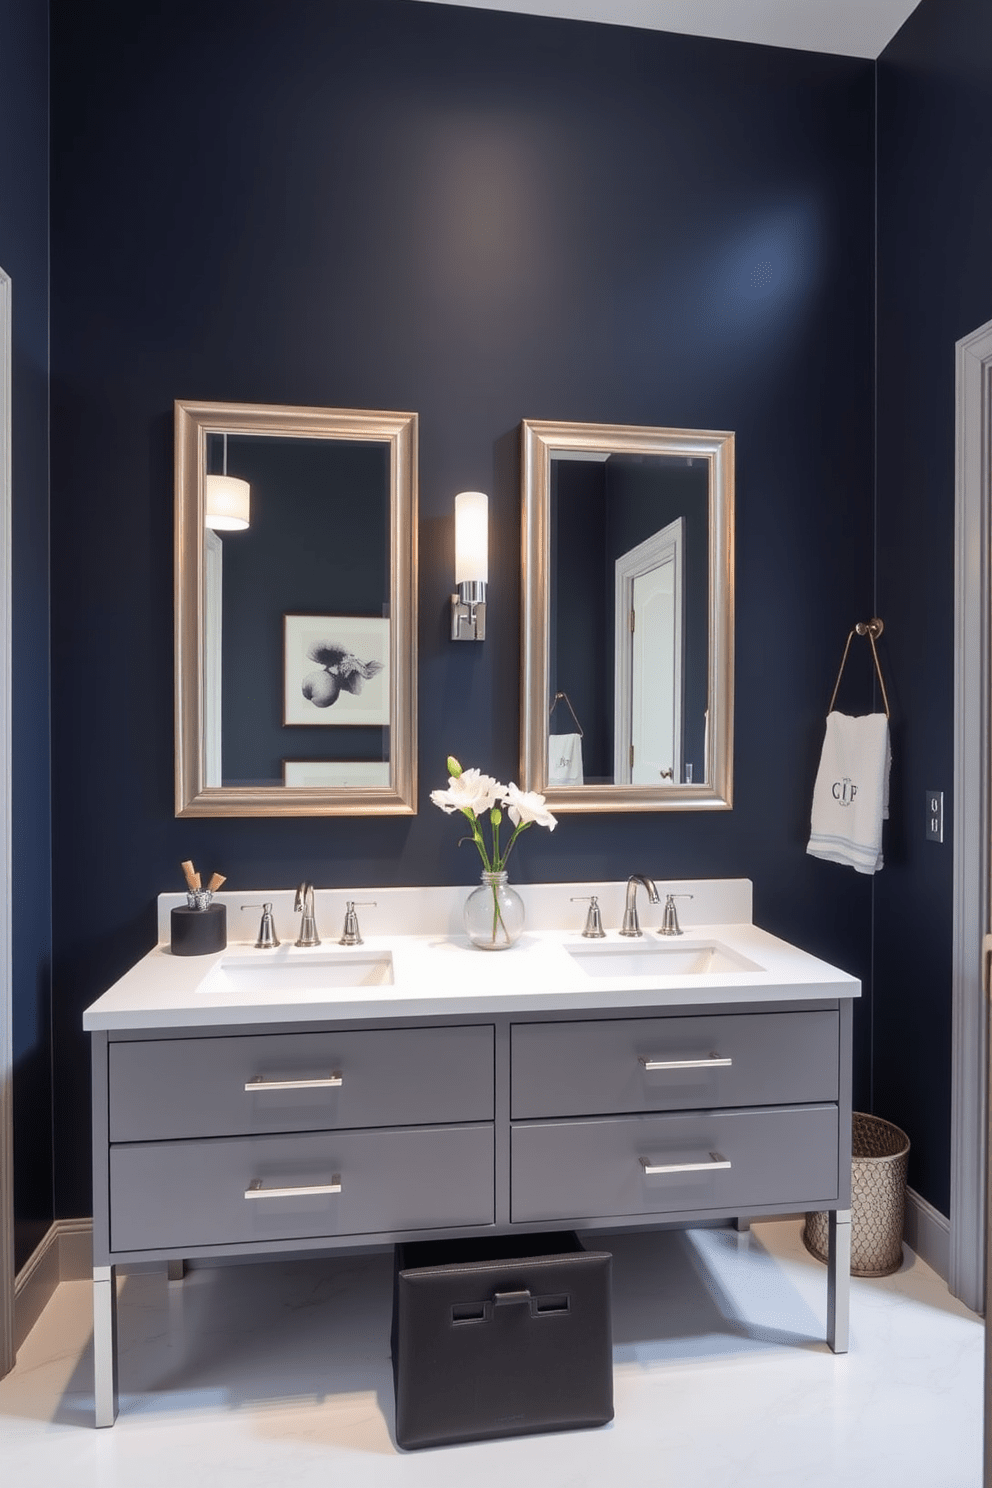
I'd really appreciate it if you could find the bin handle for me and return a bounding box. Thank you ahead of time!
[493,1289,532,1306]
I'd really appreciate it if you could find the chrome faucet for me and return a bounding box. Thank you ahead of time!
[294,882,320,947]
[620,875,660,937]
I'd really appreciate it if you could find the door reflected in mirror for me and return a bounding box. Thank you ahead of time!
[522,420,733,813]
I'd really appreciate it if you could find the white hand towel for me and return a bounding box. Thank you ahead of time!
[548,732,584,786]
[807,711,890,874]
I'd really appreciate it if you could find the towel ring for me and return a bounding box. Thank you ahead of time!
[828,618,891,721]
[549,690,584,738]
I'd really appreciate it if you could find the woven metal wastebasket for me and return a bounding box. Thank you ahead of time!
[803,1113,910,1278]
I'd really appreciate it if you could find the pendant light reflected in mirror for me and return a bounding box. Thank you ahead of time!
[205,433,250,530]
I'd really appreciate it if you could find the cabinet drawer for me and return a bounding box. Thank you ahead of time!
[511,1011,838,1118]
[511,1105,839,1222]
[109,1025,495,1140]
[110,1123,495,1251]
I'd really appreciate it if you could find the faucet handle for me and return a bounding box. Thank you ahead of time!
[571,895,606,939]
[241,903,280,949]
[659,893,693,937]
[340,900,376,947]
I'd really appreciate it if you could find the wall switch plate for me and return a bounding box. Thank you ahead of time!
[926,789,944,843]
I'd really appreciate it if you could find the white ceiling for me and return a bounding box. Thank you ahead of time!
[412,0,924,59]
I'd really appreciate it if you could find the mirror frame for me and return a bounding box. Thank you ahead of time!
[520,418,734,813]
[175,400,418,817]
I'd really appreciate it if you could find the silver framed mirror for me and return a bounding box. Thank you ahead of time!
[520,418,733,812]
[175,400,418,816]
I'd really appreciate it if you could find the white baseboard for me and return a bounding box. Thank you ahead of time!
[903,1186,950,1283]
[13,1219,92,1353]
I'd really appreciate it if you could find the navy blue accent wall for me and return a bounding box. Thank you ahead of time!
[874,0,992,1214]
[0,0,52,1269]
[49,0,875,1217]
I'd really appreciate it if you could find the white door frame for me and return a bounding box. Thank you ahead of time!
[0,266,13,1374]
[951,316,992,1313]
[613,517,684,785]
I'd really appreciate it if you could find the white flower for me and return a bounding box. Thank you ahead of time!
[430,767,505,818]
[503,782,557,831]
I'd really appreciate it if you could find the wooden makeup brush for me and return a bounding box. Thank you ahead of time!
[206,873,226,893]
[180,860,201,892]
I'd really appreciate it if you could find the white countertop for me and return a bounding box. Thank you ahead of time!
[83,880,860,1031]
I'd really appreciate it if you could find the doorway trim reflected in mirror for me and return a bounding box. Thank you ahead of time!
[520,418,734,813]
[175,401,418,817]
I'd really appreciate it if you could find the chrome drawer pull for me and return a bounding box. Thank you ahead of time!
[638,1053,732,1071]
[640,1152,731,1176]
[244,1175,342,1199]
[244,1073,343,1092]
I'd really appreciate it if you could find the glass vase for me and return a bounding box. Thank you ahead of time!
[463,870,525,951]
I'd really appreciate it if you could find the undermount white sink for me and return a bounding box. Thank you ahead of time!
[203,950,394,994]
[566,939,763,979]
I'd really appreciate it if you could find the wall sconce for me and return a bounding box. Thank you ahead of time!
[451,490,487,641]
[205,434,250,531]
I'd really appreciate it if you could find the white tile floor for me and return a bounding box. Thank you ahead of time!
[0,1220,983,1488]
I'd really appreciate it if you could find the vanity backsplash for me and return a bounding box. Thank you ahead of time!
[157,878,755,947]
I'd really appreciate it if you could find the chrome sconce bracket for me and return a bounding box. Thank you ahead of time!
[451,581,487,641]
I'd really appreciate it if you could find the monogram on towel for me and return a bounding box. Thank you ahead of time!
[807,711,890,874]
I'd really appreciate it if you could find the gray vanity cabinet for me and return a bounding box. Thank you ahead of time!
[100,1023,497,1252]
[508,1008,846,1225]
[511,1105,840,1223]
[108,1024,496,1140]
[509,1010,840,1117]
[90,997,853,1426]
[110,1124,495,1250]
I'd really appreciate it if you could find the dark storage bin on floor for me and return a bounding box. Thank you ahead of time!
[391,1232,613,1450]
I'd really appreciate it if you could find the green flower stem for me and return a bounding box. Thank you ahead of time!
[478,870,512,945]
[457,807,532,876]
[499,821,531,866]
[490,883,503,943]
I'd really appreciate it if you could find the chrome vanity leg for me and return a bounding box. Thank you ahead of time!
[826,1208,852,1354]
[93,1264,118,1427]
[167,1259,186,1282]
[734,1217,751,1232]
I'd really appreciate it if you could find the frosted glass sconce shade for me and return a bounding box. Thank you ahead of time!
[451,491,488,640]
[454,490,488,584]
[205,474,251,531]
